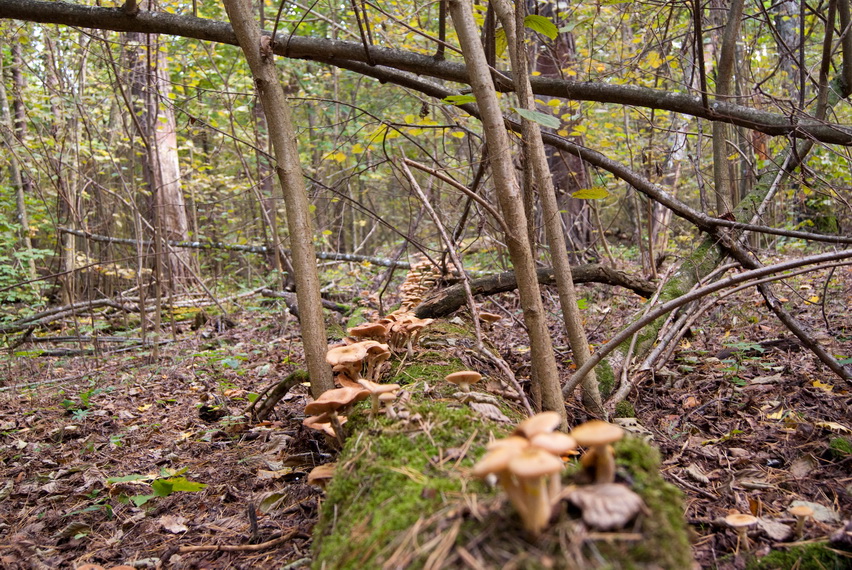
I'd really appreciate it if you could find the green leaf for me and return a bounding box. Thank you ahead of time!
[494,27,507,58]
[571,187,610,200]
[166,477,208,493]
[106,473,151,484]
[524,15,559,40]
[512,107,561,129]
[152,478,174,497]
[130,494,156,507]
[441,94,477,106]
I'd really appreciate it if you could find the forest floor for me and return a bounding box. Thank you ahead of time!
[0,258,850,569]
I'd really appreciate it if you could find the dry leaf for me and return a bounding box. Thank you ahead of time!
[159,515,188,533]
[468,402,511,423]
[685,463,710,484]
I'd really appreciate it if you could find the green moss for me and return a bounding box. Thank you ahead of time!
[598,360,616,398]
[828,437,852,458]
[745,542,847,569]
[614,400,635,418]
[602,437,694,570]
[312,402,503,569]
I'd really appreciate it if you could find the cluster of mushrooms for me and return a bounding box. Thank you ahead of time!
[473,414,646,536]
[302,262,440,448]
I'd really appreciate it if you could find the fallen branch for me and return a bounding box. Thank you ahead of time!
[61,227,412,268]
[414,264,655,319]
[563,250,852,397]
[248,370,309,422]
[161,529,304,563]
[260,288,350,315]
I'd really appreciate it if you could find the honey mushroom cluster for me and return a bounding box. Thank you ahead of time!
[398,256,442,311]
[473,412,578,536]
[474,416,648,535]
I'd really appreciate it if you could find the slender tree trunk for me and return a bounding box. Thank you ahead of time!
[448,0,566,424]
[125,8,193,290]
[710,0,744,214]
[492,0,603,415]
[0,40,37,282]
[223,0,334,397]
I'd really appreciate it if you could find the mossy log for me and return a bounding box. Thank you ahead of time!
[309,359,693,569]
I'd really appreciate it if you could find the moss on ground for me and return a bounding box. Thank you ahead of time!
[745,543,848,569]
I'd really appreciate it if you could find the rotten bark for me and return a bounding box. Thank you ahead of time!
[414,265,654,319]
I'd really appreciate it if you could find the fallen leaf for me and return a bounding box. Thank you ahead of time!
[812,380,833,392]
[758,517,793,541]
[816,421,852,434]
[790,501,839,523]
[685,464,710,484]
[789,455,818,478]
[469,402,511,423]
[159,514,188,533]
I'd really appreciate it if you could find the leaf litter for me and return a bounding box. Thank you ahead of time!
[0,263,849,568]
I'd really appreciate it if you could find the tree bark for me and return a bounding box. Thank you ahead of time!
[222,0,334,397]
[414,264,655,319]
[492,0,603,415]
[448,0,565,423]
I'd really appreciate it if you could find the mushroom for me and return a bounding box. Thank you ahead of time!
[789,504,813,538]
[379,391,398,418]
[479,312,502,329]
[326,343,370,381]
[307,463,337,489]
[725,513,758,551]
[445,370,483,393]
[570,420,624,484]
[364,343,392,381]
[568,483,647,530]
[303,412,349,441]
[357,379,401,417]
[514,411,562,439]
[507,447,566,536]
[304,386,369,444]
[348,322,389,343]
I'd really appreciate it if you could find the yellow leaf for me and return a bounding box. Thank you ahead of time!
[812,380,833,392]
[806,296,820,304]
[333,152,347,163]
[766,409,786,420]
[137,404,152,412]
[450,131,465,138]
[557,129,569,136]
[352,143,365,153]
[816,421,852,433]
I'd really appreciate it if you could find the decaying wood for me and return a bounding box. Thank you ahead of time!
[415,264,655,319]
[259,288,349,315]
[249,370,309,421]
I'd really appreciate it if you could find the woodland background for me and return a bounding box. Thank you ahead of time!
[1,0,852,566]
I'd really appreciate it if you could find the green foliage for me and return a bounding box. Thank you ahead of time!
[108,468,207,507]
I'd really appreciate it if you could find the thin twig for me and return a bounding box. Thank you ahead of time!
[399,159,533,415]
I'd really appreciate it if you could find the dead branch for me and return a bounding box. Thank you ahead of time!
[414,264,655,319]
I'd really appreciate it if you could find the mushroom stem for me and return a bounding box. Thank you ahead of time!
[328,412,346,446]
[593,444,616,484]
[736,526,749,552]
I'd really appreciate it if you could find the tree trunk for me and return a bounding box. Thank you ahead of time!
[448,0,565,423]
[222,0,334,397]
[125,10,193,290]
[492,0,603,415]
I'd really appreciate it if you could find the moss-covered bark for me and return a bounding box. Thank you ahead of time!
[310,352,693,569]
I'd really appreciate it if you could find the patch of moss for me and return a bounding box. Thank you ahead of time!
[603,437,694,569]
[614,400,635,418]
[828,437,852,458]
[745,542,847,569]
[598,360,616,398]
[312,402,502,569]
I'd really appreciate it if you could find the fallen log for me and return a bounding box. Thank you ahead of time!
[415,264,655,319]
[308,322,692,568]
